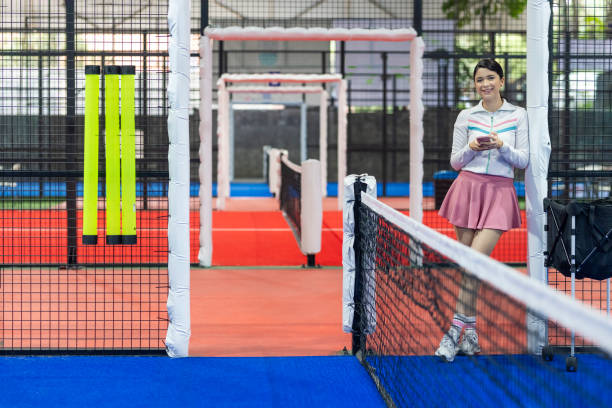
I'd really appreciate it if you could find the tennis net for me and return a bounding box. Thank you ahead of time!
[278,153,322,267]
[280,154,302,240]
[343,176,612,408]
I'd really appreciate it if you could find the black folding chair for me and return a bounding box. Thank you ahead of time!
[543,198,612,371]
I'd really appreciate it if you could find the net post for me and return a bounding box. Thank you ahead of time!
[351,177,367,355]
[306,254,316,267]
[570,215,576,359]
[300,159,322,265]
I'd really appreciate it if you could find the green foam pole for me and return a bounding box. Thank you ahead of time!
[83,66,100,245]
[120,66,137,244]
[104,66,122,245]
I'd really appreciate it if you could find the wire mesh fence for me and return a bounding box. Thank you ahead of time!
[0,0,181,353]
[2,0,609,353]
[208,1,412,29]
[548,0,612,351]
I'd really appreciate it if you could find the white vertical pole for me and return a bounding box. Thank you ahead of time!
[409,37,425,224]
[337,80,348,209]
[166,0,191,357]
[526,0,552,354]
[229,103,235,181]
[198,36,213,267]
[216,81,230,210]
[320,90,328,197]
[300,101,307,163]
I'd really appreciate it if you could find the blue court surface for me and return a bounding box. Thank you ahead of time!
[0,356,385,408]
[366,353,612,408]
[3,353,611,407]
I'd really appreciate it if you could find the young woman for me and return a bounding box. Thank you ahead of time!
[435,58,529,362]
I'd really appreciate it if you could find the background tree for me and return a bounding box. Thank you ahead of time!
[442,0,528,107]
[442,0,527,30]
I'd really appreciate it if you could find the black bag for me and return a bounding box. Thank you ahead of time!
[544,198,612,280]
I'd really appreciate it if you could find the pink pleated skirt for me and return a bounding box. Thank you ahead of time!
[438,170,521,231]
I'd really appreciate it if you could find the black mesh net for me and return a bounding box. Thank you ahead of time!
[280,155,301,243]
[349,186,612,408]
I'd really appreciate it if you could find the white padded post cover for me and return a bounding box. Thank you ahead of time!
[300,159,322,255]
[342,174,377,333]
[165,0,190,357]
[526,0,552,354]
[268,148,288,197]
[198,36,213,267]
[409,37,425,223]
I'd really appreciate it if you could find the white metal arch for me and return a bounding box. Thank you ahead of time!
[217,74,343,210]
[198,27,425,268]
[225,85,329,198]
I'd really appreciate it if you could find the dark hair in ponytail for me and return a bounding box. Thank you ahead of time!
[473,58,504,81]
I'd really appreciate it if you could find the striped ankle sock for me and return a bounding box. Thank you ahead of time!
[464,316,476,331]
[449,313,467,341]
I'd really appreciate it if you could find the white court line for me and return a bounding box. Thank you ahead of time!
[0,227,345,232]
[0,227,528,233]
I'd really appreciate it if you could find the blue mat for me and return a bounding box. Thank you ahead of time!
[0,356,385,408]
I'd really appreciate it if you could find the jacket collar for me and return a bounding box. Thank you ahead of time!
[472,99,516,113]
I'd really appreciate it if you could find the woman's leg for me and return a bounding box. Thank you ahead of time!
[436,226,477,361]
[471,228,504,256]
[454,226,477,316]
[457,228,505,356]
[454,226,476,247]
[456,228,503,316]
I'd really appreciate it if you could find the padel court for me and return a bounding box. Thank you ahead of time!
[3,197,612,407]
[3,1,612,407]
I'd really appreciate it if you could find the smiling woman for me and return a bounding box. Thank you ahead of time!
[435,58,530,363]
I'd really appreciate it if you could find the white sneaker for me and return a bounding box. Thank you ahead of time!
[459,329,481,356]
[435,332,459,362]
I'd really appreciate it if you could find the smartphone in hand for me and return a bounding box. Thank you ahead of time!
[476,136,493,144]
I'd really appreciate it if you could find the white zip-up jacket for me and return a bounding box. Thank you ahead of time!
[450,99,529,178]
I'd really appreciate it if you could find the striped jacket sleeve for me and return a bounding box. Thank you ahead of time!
[498,108,529,169]
[450,109,476,171]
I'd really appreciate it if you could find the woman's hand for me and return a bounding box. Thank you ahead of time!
[488,131,504,149]
[469,132,503,151]
[469,135,495,151]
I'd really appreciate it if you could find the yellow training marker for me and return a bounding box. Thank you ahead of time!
[104,66,122,245]
[120,66,137,244]
[83,65,100,245]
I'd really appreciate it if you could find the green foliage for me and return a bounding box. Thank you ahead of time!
[582,15,607,39]
[442,0,527,28]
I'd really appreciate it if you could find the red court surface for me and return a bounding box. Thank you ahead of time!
[0,197,600,357]
[0,267,168,350]
[0,197,527,266]
[189,267,351,357]
[206,197,526,265]
[208,210,343,266]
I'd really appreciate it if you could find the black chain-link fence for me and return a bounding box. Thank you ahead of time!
[547,0,612,353]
